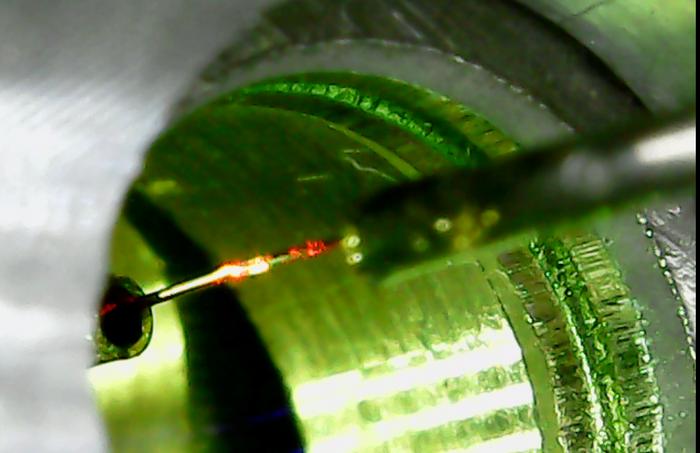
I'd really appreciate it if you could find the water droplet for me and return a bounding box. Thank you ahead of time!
[645,229,654,238]
[343,234,361,248]
[346,252,363,265]
[434,217,452,233]
[679,411,688,418]
[636,213,648,225]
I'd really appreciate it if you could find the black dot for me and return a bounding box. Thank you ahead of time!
[101,305,145,348]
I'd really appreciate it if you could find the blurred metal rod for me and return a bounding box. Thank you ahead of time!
[504,112,695,219]
[346,111,696,273]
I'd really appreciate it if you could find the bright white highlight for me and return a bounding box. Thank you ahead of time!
[369,383,534,442]
[156,257,271,300]
[309,383,536,453]
[293,328,523,418]
[635,124,695,165]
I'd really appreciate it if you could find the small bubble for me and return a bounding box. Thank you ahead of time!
[434,217,452,233]
[658,258,668,268]
[645,229,654,238]
[343,234,361,248]
[346,252,363,265]
[679,411,688,418]
[636,213,648,225]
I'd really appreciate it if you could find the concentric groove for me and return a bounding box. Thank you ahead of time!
[501,235,663,452]
[217,73,519,165]
[559,235,664,452]
[499,249,603,452]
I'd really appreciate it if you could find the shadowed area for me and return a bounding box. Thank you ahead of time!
[124,190,304,452]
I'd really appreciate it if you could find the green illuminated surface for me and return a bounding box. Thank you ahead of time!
[222,73,519,165]
[90,219,190,453]
[498,236,663,452]
[91,72,668,452]
[537,236,662,452]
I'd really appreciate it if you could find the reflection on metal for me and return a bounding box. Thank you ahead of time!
[285,261,541,452]
[517,0,695,112]
[1,0,694,452]
[83,2,695,452]
[634,120,696,166]
[638,205,697,355]
[155,240,334,302]
[293,327,522,418]
[310,384,536,452]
